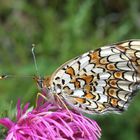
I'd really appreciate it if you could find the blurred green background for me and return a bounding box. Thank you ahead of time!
[0,0,140,139]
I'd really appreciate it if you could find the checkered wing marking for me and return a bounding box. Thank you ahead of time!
[50,40,140,114]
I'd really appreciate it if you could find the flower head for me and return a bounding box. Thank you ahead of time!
[0,100,101,140]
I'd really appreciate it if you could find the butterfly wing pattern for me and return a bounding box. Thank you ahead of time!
[49,40,140,114]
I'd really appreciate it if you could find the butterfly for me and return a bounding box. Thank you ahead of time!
[35,39,140,114]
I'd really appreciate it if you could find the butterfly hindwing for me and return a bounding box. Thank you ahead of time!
[50,40,140,114]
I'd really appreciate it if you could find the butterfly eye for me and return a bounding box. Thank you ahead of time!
[33,76,44,89]
[37,79,44,89]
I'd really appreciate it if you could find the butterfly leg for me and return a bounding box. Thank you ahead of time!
[36,92,73,120]
[35,92,48,108]
[55,94,73,121]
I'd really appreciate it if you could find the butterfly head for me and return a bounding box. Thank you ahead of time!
[33,76,51,90]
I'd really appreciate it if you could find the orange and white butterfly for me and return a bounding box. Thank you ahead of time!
[35,39,140,114]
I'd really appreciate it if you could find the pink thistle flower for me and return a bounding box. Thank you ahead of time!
[0,100,101,140]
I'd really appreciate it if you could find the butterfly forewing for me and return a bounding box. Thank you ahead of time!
[49,40,140,114]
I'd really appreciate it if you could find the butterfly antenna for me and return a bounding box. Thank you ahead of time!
[0,45,40,80]
[0,75,8,80]
[0,74,33,80]
[32,44,40,77]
